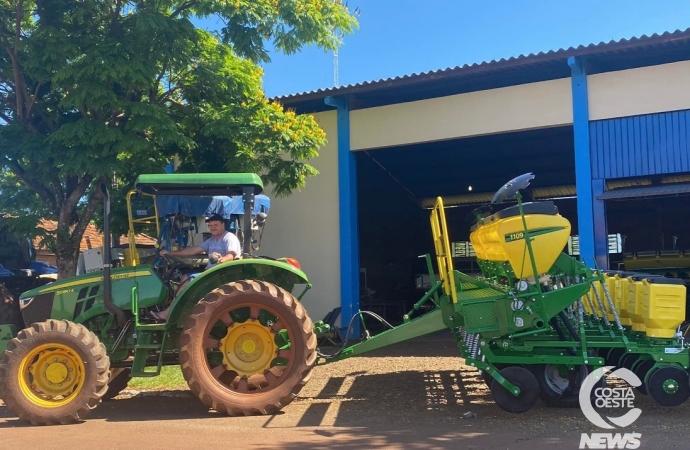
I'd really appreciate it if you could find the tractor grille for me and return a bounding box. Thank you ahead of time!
[73,285,101,319]
[462,300,500,333]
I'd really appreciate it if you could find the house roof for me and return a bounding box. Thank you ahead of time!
[34,219,157,253]
[277,28,690,113]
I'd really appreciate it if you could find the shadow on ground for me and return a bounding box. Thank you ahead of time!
[2,331,690,449]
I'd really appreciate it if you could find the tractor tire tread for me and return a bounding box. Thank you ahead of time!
[0,319,110,425]
[179,280,316,416]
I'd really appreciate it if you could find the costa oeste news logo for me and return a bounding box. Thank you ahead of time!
[578,366,642,449]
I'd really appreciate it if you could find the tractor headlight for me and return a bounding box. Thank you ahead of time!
[19,297,34,309]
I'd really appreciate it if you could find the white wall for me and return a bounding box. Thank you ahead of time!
[346,61,690,152]
[260,111,341,323]
[588,60,690,121]
[350,78,573,150]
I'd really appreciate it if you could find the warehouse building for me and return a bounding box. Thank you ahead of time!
[261,29,690,336]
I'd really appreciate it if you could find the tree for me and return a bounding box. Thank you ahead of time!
[0,1,358,279]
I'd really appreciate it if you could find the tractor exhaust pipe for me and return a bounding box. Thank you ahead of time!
[100,183,126,328]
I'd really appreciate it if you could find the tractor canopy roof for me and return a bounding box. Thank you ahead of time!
[155,194,270,220]
[134,173,263,196]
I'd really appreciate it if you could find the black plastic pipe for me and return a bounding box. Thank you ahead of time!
[241,186,255,257]
[100,183,126,327]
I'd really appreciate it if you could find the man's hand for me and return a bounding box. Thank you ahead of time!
[209,252,221,264]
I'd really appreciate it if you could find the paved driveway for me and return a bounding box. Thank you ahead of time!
[2,333,688,449]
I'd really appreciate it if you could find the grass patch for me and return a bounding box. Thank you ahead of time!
[127,365,188,391]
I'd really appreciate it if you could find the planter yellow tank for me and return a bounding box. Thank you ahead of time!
[642,277,686,338]
[628,275,647,332]
[470,209,570,279]
[614,273,633,326]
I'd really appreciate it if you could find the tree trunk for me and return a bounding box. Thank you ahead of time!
[56,242,80,280]
[54,182,103,280]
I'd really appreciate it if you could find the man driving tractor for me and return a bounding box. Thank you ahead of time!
[149,213,241,321]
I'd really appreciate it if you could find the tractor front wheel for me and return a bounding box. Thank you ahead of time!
[179,280,316,416]
[0,319,110,425]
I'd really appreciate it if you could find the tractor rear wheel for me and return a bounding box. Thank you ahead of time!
[179,280,316,416]
[0,285,24,332]
[0,319,110,425]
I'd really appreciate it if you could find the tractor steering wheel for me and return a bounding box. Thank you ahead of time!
[161,253,195,271]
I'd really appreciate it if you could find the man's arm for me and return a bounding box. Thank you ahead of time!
[160,245,204,257]
[214,233,242,264]
[215,252,235,264]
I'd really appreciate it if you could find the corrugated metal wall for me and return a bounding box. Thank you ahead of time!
[590,109,690,179]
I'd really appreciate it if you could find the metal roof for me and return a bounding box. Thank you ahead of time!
[597,183,690,200]
[278,28,690,113]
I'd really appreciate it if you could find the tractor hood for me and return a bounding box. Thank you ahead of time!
[18,266,156,299]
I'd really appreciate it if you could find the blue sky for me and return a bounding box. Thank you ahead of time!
[235,0,690,98]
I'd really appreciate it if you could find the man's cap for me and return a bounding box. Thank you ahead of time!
[205,214,225,223]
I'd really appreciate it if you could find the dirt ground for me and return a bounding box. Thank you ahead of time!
[2,331,690,449]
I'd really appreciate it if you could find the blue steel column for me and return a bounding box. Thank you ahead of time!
[591,179,608,267]
[568,56,608,269]
[324,95,360,339]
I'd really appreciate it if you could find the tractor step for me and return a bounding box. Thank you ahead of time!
[130,328,169,378]
[135,323,167,331]
[134,344,162,350]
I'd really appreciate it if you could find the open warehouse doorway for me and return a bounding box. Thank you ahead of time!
[603,185,690,278]
[355,125,580,327]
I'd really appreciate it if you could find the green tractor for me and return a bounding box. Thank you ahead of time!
[0,173,320,425]
[3,171,690,425]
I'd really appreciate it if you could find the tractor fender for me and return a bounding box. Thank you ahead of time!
[167,259,309,326]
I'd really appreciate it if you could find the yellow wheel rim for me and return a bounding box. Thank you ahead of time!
[18,343,86,408]
[219,321,278,377]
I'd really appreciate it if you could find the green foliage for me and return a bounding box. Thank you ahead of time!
[0,1,358,276]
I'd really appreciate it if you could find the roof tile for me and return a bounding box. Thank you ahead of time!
[33,219,156,252]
